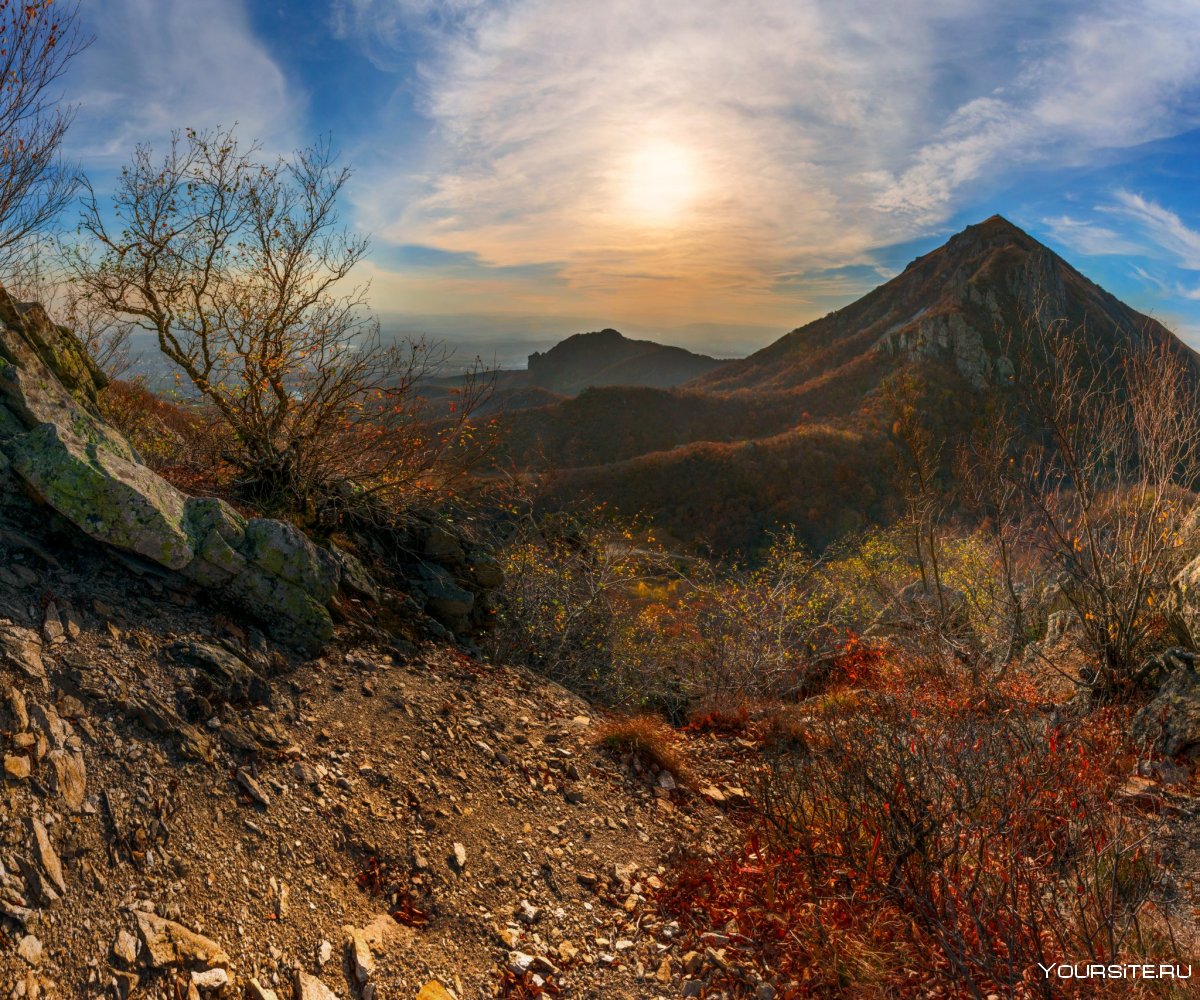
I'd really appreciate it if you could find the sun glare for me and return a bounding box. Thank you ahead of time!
[619,140,701,226]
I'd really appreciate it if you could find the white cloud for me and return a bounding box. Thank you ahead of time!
[65,0,302,161]
[1041,215,1145,258]
[339,0,1200,322]
[1105,190,1200,270]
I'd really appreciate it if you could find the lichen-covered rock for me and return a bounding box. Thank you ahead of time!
[9,421,195,569]
[0,284,340,646]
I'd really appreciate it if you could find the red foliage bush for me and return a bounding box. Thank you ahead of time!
[655,676,1178,998]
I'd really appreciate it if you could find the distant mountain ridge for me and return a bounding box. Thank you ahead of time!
[526,328,723,393]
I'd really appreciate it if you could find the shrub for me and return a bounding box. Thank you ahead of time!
[99,380,234,495]
[1007,318,1200,694]
[713,681,1179,997]
[71,126,492,523]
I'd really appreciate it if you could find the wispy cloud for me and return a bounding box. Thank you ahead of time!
[1104,190,1200,269]
[65,0,302,161]
[332,0,1200,323]
[1041,215,1144,258]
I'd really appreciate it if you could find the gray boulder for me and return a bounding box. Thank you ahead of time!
[0,286,340,645]
[415,564,475,633]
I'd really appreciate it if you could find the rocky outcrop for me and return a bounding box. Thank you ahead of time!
[0,287,339,646]
[404,520,503,635]
[1132,650,1200,756]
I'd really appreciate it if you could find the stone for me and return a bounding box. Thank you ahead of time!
[9,686,28,729]
[452,842,467,871]
[415,984,454,1000]
[236,768,271,808]
[466,550,504,589]
[16,935,41,965]
[27,701,67,749]
[247,980,279,1000]
[45,750,86,811]
[508,951,535,975]
[0,627,44,682]
[294,971,340,1000]
[29,817,64,895]
[328,545,378,601]
[4,755,30,780]
[416,564,474,632]
[112,929,139,966]
[1133,656,1200,756]
[132,910,230,969]
[168,641,260,702]
[293,762,321,786]
[10,418,196,568]
[344,926,374,987]
[191,969,229,991]
[422,525,465,564]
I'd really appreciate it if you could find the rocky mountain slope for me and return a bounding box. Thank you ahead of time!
[696,215,1195,394]
[0,522,744,999]
[0,292,759,998]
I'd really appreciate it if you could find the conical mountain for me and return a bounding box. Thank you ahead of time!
[696,215,1194,395]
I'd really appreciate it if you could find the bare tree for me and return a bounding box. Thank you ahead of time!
[70,126,491,522]
[1013,315,1200,693]
[0,1,86,274]
[957,399,1029,668]
[883,373,948,614]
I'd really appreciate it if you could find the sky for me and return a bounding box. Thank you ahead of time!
[56,0,1200,358]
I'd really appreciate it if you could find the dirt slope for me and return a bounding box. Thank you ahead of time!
[0,516,741,1000]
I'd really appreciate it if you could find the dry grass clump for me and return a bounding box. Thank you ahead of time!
[594,714,695,788]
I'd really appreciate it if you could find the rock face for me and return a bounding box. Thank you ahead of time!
[1132,651,1200,756]
[0,287,339,645]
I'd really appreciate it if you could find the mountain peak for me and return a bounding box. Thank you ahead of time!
[969,212,1031,238]
[695,213,1191,394]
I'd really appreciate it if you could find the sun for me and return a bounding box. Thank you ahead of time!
[618,140,701,226]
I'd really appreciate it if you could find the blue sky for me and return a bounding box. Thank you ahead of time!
[58,0,1200,356]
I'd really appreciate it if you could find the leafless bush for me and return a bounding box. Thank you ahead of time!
[1010,315,1200,694]
[0,1,86,276]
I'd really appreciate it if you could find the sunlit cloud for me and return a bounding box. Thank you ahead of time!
[336,0,1200,326]
[43,0,1200,344]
